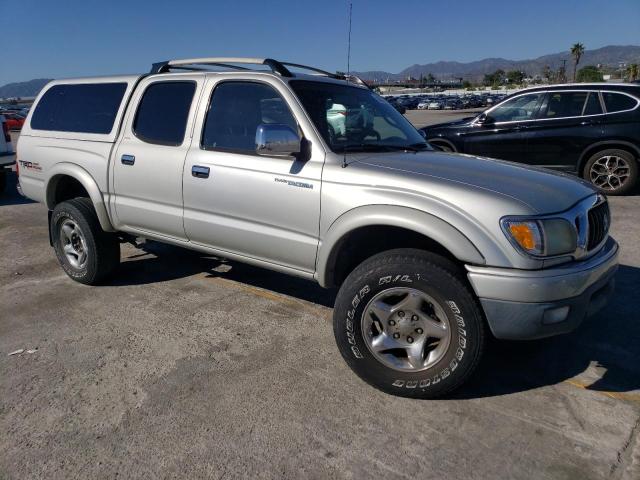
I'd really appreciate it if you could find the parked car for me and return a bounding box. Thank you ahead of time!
[443,98,462,110]
[0,114,15,193]
[427,100,444,110]
[387,99,406,114]
[17,58,617,399]
[423,83,640,195]
[2,112,25,130]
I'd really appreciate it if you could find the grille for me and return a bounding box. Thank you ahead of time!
[587,201,610,250]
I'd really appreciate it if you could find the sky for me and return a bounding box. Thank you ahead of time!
[1,0,639,85]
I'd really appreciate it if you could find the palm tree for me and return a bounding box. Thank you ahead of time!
[628,63,639,82]
[571,43,585,82]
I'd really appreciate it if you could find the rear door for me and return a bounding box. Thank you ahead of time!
[463,92,544,162]
[111,76,204,239]
[601,90,640,143]
[523,90,605,171]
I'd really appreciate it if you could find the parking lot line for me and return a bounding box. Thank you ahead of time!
[564,379,640,404]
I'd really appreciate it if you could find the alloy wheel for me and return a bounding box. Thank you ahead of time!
[361,287,452,372]
[589,155,631,191]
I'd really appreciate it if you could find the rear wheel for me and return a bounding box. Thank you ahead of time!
[50,198,120,285]
[583,149,638,196]
[333,249,485,399]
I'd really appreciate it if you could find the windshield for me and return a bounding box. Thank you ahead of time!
[290,80,429,153]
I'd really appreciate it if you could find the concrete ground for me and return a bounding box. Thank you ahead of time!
[1,118,639,480]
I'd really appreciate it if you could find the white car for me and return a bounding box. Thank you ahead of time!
[427,101,444,110]
[417,101,431,110]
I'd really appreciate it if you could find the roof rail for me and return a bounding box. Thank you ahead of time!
[150,57,292,76]
[149,57,372,89]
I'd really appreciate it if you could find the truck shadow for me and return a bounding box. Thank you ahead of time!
[111,240,336,307]
[0,170,35,206]
[112,241,640,399]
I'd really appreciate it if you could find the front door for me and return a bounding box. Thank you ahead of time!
[112,77,203,239]
[183,78,323,272]
[463,91,545,162]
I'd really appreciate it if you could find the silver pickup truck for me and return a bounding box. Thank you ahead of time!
[16,57,618,398]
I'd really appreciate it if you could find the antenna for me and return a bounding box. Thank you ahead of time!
[343,2,353,168]
[347,2,353,74]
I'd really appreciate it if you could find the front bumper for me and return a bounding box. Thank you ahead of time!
[466,238,619,339]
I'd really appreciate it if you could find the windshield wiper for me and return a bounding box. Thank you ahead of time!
[335,143,430,153]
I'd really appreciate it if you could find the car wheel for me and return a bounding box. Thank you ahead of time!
[429,141,454,153]
[333,249,485,399]
[50,197,120,285]
[583,149,638,196]
[0,170,6,194]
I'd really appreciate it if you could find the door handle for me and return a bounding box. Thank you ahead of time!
[121,154,135,166]
[192,165,210,179]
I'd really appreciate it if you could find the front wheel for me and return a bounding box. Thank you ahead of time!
[583,149,638,195]
[333,249,485,399]
[50,198,120,285]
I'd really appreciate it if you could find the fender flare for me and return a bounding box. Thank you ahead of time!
[45,163,115,232]
[315,205,485,288]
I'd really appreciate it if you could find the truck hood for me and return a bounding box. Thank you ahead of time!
[422,117,475,131]
[353,151,596,214]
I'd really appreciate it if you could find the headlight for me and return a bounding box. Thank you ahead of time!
[501,217,577,257]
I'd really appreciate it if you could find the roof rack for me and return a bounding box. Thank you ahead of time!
[149,57,372,89]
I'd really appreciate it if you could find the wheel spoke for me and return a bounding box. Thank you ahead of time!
[63,243,77,256]
[369,300,394,322]
[370,332,404,353]
[391,291,423,312]
[61,224,74,242]
[423,316,448,339]
[405,337,427,369]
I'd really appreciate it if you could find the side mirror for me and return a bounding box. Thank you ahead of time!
[476,113,494,125]
[255,124,301,157]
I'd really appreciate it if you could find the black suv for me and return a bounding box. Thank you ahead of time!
[422,84,640,195]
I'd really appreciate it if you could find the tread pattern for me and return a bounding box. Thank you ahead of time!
[334,248,486,398]
[51,197,120,284]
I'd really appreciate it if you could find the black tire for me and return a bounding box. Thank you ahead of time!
[0,170,6,194]
[333,249,485,399]
[50,197,120,285]
[583,149,638,196]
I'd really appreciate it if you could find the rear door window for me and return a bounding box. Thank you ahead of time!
[133,81,196,146]
[31,83,127,133]
[602,92,638,113]
[539,92,589,119]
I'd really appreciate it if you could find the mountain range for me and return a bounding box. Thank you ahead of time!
[1,45,639,97]
[0,78,52,99]
[354,45,640,82]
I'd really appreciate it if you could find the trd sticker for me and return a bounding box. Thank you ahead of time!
[18,160,42,171]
